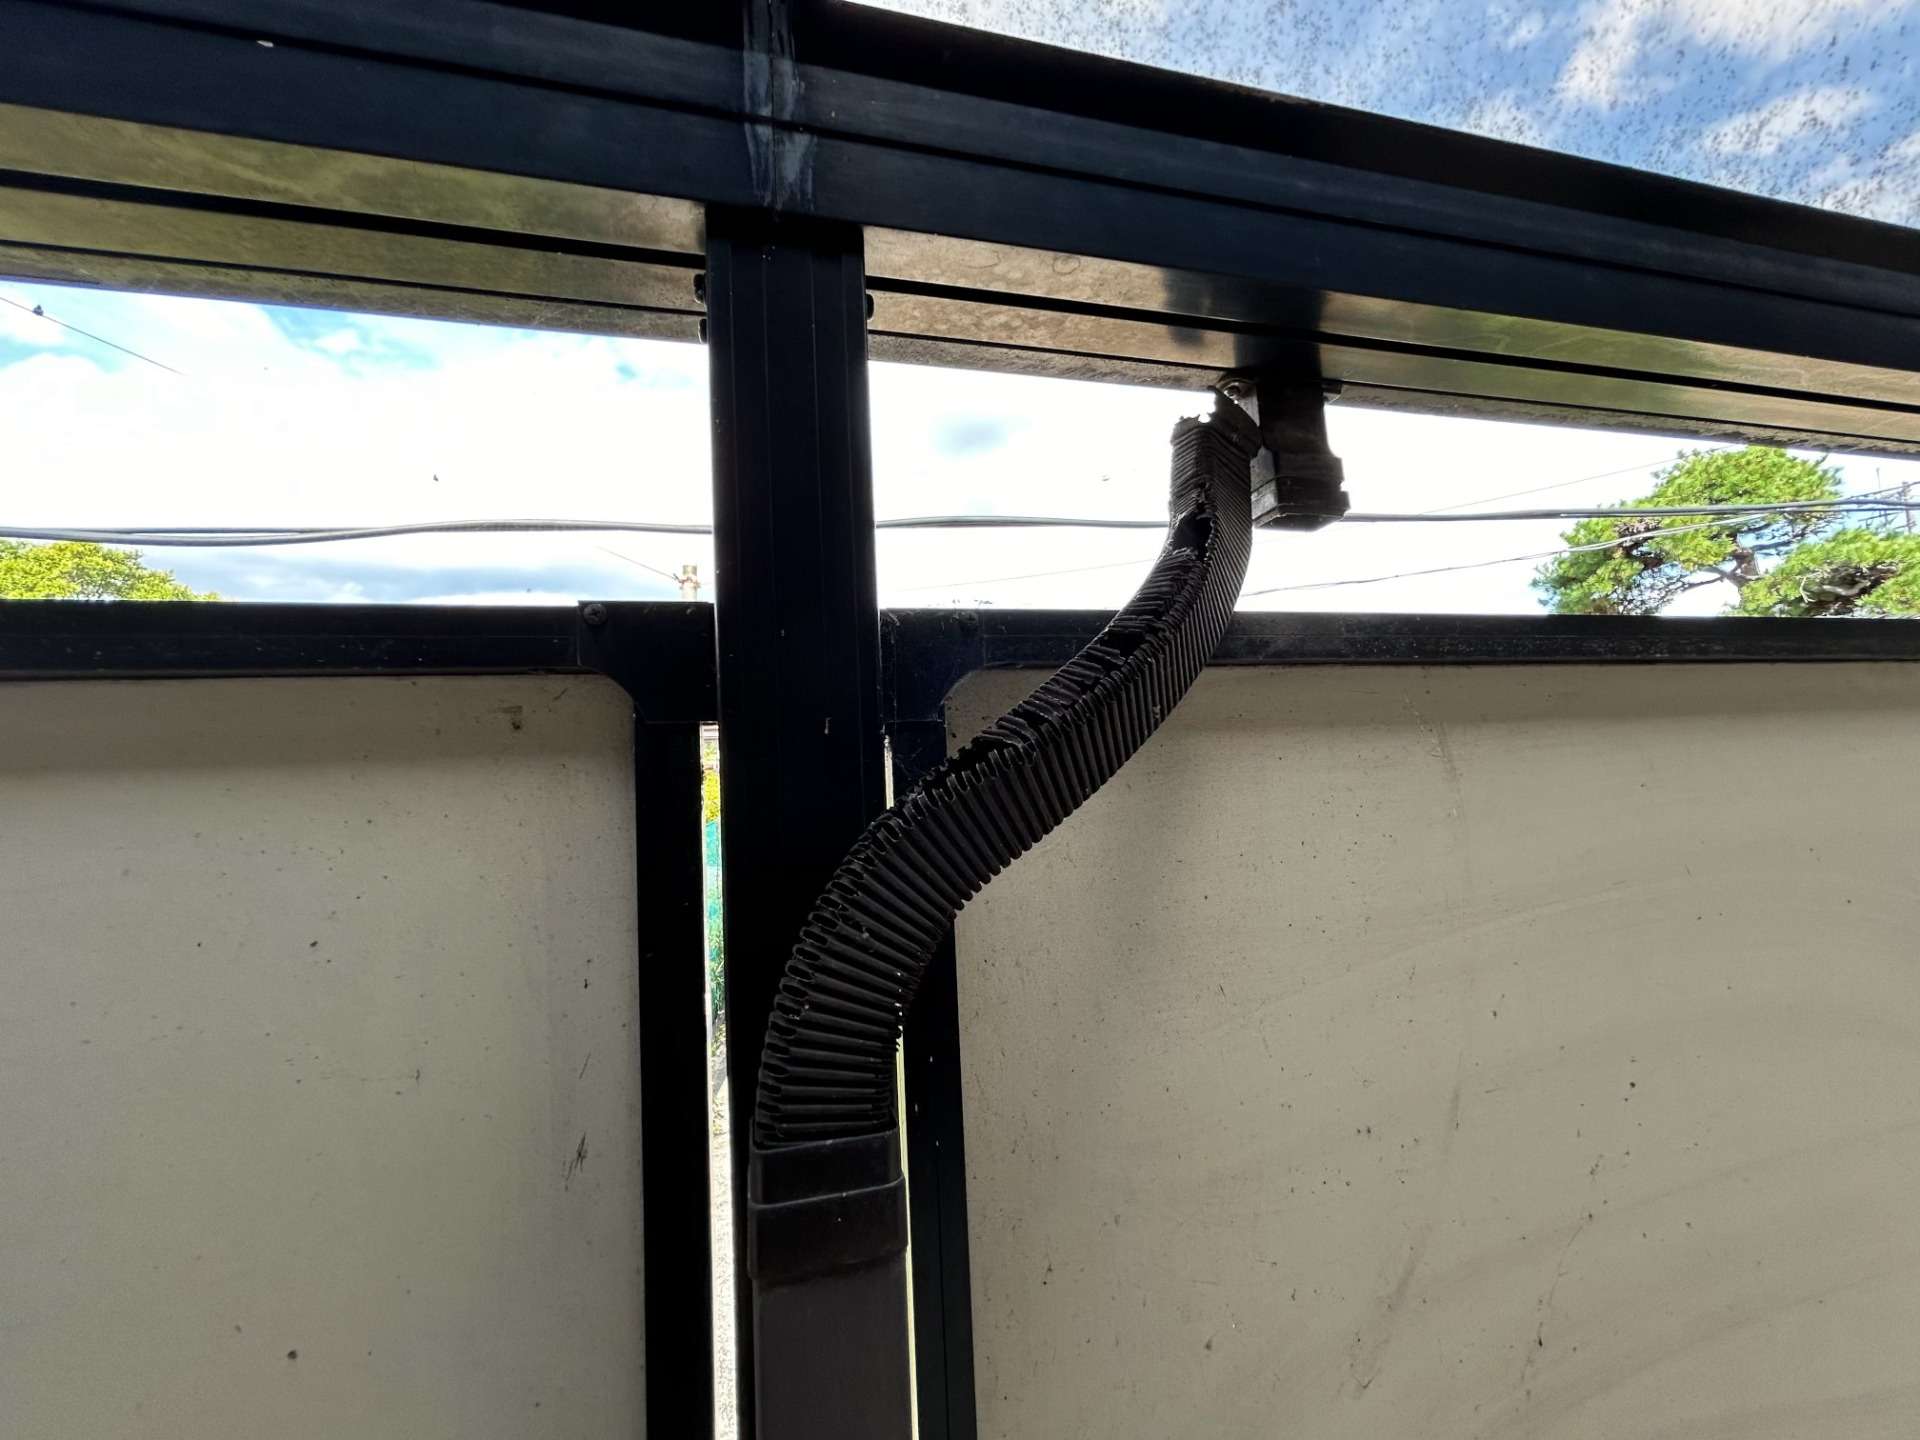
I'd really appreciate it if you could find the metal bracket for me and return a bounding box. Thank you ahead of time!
[1221,372,1352,531]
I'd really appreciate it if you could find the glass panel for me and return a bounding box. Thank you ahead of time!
[0,280,710,604]
[8,280,1919,617]
[870,362,1920,617]
[851,0,1920,228]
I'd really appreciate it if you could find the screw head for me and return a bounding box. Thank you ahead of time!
[582,603,608,627]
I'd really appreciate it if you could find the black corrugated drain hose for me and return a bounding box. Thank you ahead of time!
[746,395,1261,1323]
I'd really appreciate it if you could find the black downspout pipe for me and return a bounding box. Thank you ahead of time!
[705,205,892,1440]
[747,393,1262,1437]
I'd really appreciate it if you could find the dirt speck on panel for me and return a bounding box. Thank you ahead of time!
[563,1133,590,1189]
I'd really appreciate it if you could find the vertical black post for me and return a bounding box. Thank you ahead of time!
[632,719,716,1440]
[706,209,899,1437]
[894,719,980,1440]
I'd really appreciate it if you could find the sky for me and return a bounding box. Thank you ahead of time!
[2,0,1917,615]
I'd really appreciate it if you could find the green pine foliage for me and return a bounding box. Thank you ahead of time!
[1535,447,1920,617]
[1736,529,1920,617]
[0,540,214,600]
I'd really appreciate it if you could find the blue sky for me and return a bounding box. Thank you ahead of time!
[2,0,1917,612]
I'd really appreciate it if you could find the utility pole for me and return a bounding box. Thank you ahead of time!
[679,563,702,600]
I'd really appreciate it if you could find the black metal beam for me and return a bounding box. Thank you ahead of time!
[884,609,1920,723]
[0,598,718,717]
[5,0,1920,450]
[890,718,979,1440]
[794,0,1913,281]
[704,208,900,1438]
[630,718,716,1440]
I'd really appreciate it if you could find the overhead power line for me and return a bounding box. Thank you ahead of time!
[892,554,1156,593]
[1342,500,1904,522]
[1243,480,1918,597]
[1417,455,1677,513]
[879,500,1917,528]
[890,520,1739,600]
[6,486,1910,601]
[1243,504,1913,596]
[907,494,1917,597]
[3,497,1914,549]
[596,545,689,586]
[0,518,713,546]
[0,293,184,377]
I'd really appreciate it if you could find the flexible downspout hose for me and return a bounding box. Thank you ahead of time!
[754,393,1261,1150]
[746,393,1262,1438]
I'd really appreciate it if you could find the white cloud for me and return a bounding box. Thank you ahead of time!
[0,292,68,348]
[1817,147,1920,226]
[1804,154,1859,191]
[1801,128,1920,226]
[1698,85,1875,156]
[1463,91,1552,148]
[1667,0,1889,58]
[1557,0,1898,107]
[312,328,363,357]
[1555,0,1647,106]
[117,290,292,361]
[0,350,107,398]
[408,589,584,607]
[1502,10,1548,47]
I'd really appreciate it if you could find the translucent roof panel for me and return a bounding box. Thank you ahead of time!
[850,0,1920,229]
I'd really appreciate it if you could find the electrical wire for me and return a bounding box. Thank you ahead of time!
[0,518,713,546]
[596,545,687,586]
[881,514,1163,530]
[1343,500,1903,522]
[888,500,1917,526]
[0,517,1137,542]
[1417,455,1677,513]
[0,294,185,377]
[1242,480,1916,597]
[1243,504,1912,596]
[3,498,1914,549]
[907,494,1917,597]
[892,554,1157,593]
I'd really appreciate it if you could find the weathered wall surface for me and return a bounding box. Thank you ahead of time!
[1,676,645,1438]
[952,664,1920,1439]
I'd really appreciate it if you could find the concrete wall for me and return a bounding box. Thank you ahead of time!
[950,663,1920,1439]
[0,676,645,1439]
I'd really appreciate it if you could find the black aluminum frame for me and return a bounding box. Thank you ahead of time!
[0,598,719,1440]
[703,210,905,1439]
